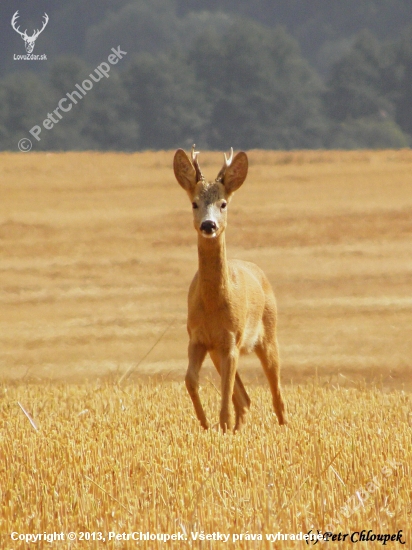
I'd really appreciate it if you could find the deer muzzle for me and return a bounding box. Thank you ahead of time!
[200,220,217,235]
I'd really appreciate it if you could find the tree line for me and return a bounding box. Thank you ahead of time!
[1,13,411,151]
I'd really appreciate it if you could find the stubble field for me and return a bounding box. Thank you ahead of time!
[1,150,411,548]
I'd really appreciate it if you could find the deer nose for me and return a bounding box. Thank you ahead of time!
[200,220,217,234]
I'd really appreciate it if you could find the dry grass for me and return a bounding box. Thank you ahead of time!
[1,150,412,548]
[1,380,411,548]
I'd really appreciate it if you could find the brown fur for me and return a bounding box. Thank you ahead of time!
[174,147,287,432]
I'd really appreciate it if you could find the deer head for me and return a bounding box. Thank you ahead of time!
[11,11,49,54]
[174,145,248,239]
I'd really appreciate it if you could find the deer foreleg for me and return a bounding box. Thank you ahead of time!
[185,342,208,429]
[219,349,239,433]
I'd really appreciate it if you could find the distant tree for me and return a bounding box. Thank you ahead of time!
[44,56,98,150]
[0,86,8,146]
[122,52,210,149]
[176,0,412,75]
[178,11,232,50]
[4,2,412,151]
[49,56,89,95]
[0,72,52,150]
[323,28,412,147]
[388,26,412,136]
[41,0,133,57]
[329,117,410,149]
[84,0,180,63]
[189,19,327,149]
[46,55,139,150]
[81,74,140,150]
[0,52,139,151]
[2,0,412,80]
[324,31,393,122]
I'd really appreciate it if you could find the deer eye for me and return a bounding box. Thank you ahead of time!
[192,202,198,209]
[221,201,227,210]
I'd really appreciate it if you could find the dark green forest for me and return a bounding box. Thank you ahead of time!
[1,0,412,151]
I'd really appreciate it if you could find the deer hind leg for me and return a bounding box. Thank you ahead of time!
[233,371,251,431]
[185,342,209,429]
[255,339,287,425]
[210,350,251,432]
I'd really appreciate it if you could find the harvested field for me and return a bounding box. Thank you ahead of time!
[1,150,412,384]
[1,150,411,548]
[1,381,411,548]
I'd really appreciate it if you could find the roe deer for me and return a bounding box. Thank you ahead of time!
[174,146,287,433]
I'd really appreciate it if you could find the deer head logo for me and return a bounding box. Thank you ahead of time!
[11,11,49,54]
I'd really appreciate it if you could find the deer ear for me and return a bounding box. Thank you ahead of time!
[222,152,248,194]
[174,149,197,194]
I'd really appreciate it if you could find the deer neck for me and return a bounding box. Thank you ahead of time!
[197,232,230,304]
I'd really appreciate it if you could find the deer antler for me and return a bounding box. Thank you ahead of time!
[224,147,234,167]
[31,13,49,40]
[11,11,28,38]
[216,147,234,183]
[191,144,204,182]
